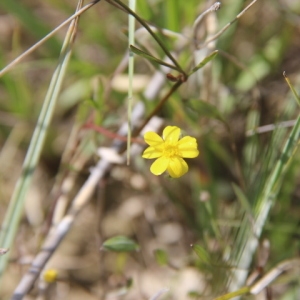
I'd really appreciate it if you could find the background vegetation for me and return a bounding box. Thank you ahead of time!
[0,0,299,299]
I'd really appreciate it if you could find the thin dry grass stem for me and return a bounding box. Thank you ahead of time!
[0,0,100,77]
[45,125,87,223]
[192,3,219,103]
[50,154,89,227]
[246,119,297,136]
[201,0,259,48]
[193,2,221,48]
[250,258,300,295]
[246,239,270,286]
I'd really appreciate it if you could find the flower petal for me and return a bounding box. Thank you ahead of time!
[163,126,180,144]
[150,156,169,175]
[167,157,188,178]
[144,131,164,148]
[177,136,199,158]
[142,146,162,159]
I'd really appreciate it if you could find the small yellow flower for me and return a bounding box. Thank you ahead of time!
[43,269,58,283]
[142,126,199,178]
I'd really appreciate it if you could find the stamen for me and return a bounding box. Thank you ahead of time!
[163,144,180,158]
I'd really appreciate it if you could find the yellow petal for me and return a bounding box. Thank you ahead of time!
[163,126,180,145]
[177,136,199,158]
[144,131,164,148]
[150,156,169,175]
[167,157,188,178]
[142,146,162,159]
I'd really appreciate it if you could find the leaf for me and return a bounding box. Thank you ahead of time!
[130,45,179,71]
[185,99,227,124]
[101,236,140,252]
[188,291,202,298]
[154,249,168,266]
[190,50,218,75]
[191,244,210,264]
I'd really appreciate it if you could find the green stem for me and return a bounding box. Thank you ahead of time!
[109,0,186,75]
[214,287,250,300]
[127,0,136,164]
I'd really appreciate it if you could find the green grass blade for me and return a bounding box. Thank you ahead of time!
[127,0,136,164]
[228,115,300,291]
[130,45,179,71]
[190,50,218,75]
[0,14,77,281]
[214,287,250,300]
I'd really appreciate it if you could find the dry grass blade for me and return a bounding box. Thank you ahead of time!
[202,0,258,48]
[250,258,300,295]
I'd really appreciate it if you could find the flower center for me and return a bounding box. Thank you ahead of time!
[163,143,180,158]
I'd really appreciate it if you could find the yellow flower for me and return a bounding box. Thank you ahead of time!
[43,269,58,283]
[142,126,199,178]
